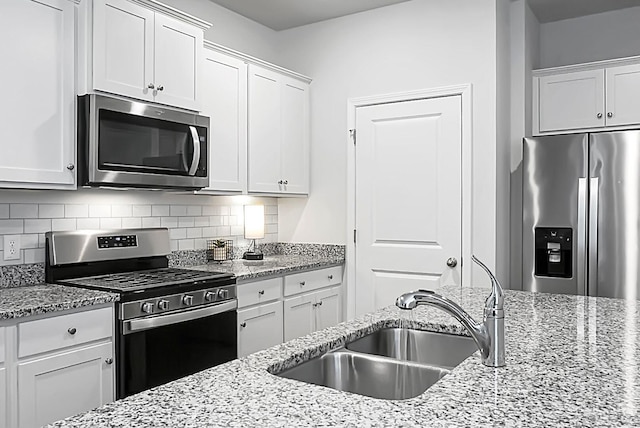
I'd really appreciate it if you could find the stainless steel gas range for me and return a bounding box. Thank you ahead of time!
[45,228,237,399]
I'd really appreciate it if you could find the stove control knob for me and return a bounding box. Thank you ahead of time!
[157,300,169,311]
[182,295,194,306]
[204,291,216,302]
[217,289,229,300]
[141,302,154,314]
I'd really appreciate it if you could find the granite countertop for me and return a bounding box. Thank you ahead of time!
[47,286,640,427]
[188,254,345,281]
[0,284,119,320]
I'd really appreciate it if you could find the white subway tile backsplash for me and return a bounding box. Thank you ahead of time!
[52,218,76,232]
[100,218,122,229]
[265,205,278,215]
[194,238,207,249]
[187,205,202,216]
[178,217,195,228]
[187,228,202,238]
[152,205,170,217]
[170,240,178,251]
[230,226,243,236]
[0,219,23,234]
[112,205,133,217]
[202,227,216,238]
[0,204,9,219]
[24,219,51,234]
[202,206,218,216]
[230,206,243,216]
[24,248,45,264]
[209,216,223,226]
[161,217,178,228]
[142,217,161,228]
[219,206,230,216]
[216,226,231,236]
[39,204,65,218]
[266,215,278,225]
[122,217,142,229]
[65,204,88,218]
[11,204,38,219]
[21,234,39,249]
[169,228,187,240]
[178,239,195,250]
[133,205,152,217]
[170,205,187,217]
[77,218,100,229]
[228,216,238,226]
[265,224,278,234]
[38,234,46,248]
[194,216,209,227]
[89,205,111,218]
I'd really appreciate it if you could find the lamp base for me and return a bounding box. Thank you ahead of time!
[243,251,264,261]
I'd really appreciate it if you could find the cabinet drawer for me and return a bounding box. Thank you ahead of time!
[237,277,282,308]
[0,327,5,363]
[18,307,113,358]
[284,266,342,296]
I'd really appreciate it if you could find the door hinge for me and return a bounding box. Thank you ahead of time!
[353,229,357,244]
[349,129,356,145]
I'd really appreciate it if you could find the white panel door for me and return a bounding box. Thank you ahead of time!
[355,96,462,315]
[283,294,314,341]
[605,63,640,127]
[248,65,282,193]
[538,69,605,132]
[315,286,342,332]
[0,0,75,188]
[153,14,202,111]
[280,77,310,194]
[93,0,154,102]
[237,301,283,357]
[200,49,247,193]
[18,343,114,428]
[0,367,6,428]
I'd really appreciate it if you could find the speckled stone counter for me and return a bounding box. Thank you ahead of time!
[47,286,640,427]
[188,254,345,281]
[0,284,119,320]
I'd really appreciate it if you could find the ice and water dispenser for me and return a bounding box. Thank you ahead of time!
[534,228,572,278]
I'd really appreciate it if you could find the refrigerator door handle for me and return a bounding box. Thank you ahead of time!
[588,177,600,296]
[577,178,587,295]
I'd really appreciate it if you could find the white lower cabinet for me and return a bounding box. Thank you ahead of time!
[283,286,341,342]
[18,343,113,428]
[0,366,6,428]
[237,301,283,358]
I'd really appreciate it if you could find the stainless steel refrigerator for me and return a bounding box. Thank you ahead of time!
[523,130,640,299]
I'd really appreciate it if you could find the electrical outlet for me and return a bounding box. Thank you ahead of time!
[3,234,21,261]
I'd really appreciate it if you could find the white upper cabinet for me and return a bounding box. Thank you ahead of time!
[0,0,76,189]
[248,64,310,195]
[88,0,208,111]
[534,56,640,135]
[199,45,248,193]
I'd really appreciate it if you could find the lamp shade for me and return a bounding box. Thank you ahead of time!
[244,205,265,240]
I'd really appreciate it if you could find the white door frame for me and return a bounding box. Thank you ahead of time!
[346,84,473,319]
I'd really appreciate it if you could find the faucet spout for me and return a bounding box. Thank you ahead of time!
[395,256,506,368]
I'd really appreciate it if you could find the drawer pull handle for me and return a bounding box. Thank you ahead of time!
[318,301,323,306]
[240,322,247,328]
[328,275,333,280]
[67,327,77,335]
[105,358,113,365]
[258,290,265,296]
[300,281,306,286]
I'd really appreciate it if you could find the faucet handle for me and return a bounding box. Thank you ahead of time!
[471,255,504,313]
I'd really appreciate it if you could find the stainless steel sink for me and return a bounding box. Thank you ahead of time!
[274,329,476,400]
[276,350,449,400]
[345,328,477,369]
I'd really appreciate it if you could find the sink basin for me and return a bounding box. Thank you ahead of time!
[276,350,449,400]
[275,329,477,400]
[345,328,477,369]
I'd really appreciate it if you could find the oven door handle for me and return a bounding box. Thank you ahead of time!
[187,126,201,176]
[123,300,237,335]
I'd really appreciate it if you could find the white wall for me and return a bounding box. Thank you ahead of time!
[276,0,500,280]
[160,0,280,63]
[539,6,640,68]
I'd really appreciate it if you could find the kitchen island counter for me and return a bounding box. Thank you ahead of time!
[47,286,640,427]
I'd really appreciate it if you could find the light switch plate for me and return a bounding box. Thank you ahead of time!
[3,234,21,260]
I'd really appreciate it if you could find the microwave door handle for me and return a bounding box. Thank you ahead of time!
[188,126,200,176]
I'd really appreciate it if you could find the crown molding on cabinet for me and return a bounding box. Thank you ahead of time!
[127,0,212,30]
[203,40,312,84]
[533,55,640,77]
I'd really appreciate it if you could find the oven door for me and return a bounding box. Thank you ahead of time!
[78,94,209,190]
[118,300,237,399]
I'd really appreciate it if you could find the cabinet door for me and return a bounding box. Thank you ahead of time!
[605,63,640,127]
[18,343,114,428]
[0,367,6,428]
[538,69,605,132]
[280,76,310,194]
[315,286,342,332]
[237,301,283,358]
[248,65,282,193]
[93,0,155,102]
[0,0,75,188]
[200,49,247,193]
[283,294,315,341]
[153,14,202,111]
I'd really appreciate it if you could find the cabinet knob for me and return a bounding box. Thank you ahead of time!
[328,275,333,280]
[147,83,155,89]
[317,301,323,306]
[258,290,265,296]
[105,358,113,365]
[67,327,77,335]
[157,85,164,91]
[240,322,247,328]
[597,113,603,119]
[278,180,284,185]
[66,163,75,171]
[283,180,288,185]
[300,281,306,286]
[607,112,613,118]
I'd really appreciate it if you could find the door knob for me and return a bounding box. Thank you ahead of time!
[446,257,458,268]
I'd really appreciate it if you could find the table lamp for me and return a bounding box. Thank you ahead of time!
[243,205,264,260]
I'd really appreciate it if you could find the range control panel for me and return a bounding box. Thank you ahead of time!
[98,234,138,249]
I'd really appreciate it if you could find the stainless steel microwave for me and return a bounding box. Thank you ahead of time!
[78,94,209,190]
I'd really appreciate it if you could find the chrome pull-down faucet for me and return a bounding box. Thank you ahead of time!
[395,255,505,367]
